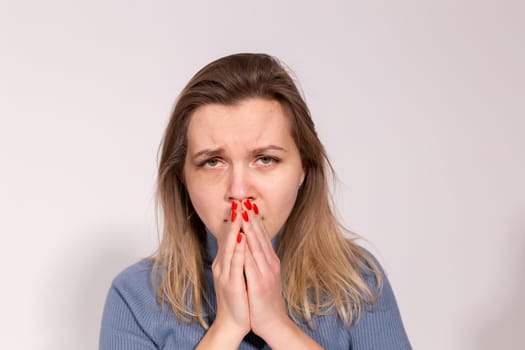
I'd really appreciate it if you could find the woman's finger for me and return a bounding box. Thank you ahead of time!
[245,200,274,252]
[229,231,246,282]
[218,200,242,275]
[240,201,273,273]
[243,243,261,284]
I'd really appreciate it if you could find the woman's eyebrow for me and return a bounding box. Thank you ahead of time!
[191,145,287,160]
[251,145,287,155]
[191,148,225,160]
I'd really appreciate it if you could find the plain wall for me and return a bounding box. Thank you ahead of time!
[1,1,524,349]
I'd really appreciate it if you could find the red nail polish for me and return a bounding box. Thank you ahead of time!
[237,233,242,243]
[231,211,237,222]
[243,199,252,210]
[231,201,238,211]
[242,211,249,222]
[253,203,259,215]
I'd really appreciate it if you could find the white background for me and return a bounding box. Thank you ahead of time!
[1,1,524,349]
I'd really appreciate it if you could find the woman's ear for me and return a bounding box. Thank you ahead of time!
[299,169,305,188]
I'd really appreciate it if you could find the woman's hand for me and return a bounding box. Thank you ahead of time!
[201,200,323,350]
[202,201,250,348]
[239,199,323,349]
[239,199,290,342]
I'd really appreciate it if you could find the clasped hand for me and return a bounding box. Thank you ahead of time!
[211,199,287,344]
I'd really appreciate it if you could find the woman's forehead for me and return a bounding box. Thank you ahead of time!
[186,99,295,153]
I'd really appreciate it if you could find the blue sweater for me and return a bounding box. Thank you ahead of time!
[100,233,411,349]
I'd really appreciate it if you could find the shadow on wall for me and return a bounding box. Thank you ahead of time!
[39,224,156,350]
[472,224,525,350]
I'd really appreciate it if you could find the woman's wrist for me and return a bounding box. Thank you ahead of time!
[196,321,245,350]
[261,317,323,350]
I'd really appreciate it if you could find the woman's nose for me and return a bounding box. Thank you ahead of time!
[226,166,255,201]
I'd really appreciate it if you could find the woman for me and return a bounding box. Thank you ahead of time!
[100,53,411,349]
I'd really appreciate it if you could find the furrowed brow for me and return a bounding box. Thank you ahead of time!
[250,145,287,155]
[191,148,225,160]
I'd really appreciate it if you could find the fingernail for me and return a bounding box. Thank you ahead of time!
[231,211,237,222]
[253,203,259,215]
[242,211,249,222]
[243,199,252,210]
[231,201,238,211]
[237,233,242,243]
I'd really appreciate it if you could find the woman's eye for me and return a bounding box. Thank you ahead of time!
[202,158,221,168]
[256,156,278,166]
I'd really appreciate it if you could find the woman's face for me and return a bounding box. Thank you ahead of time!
[183,98,305,241]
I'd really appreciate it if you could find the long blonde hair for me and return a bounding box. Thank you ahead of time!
[153,53,382,329]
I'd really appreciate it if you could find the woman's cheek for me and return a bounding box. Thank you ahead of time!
[280,185,301,221]
[187,182,213,222]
